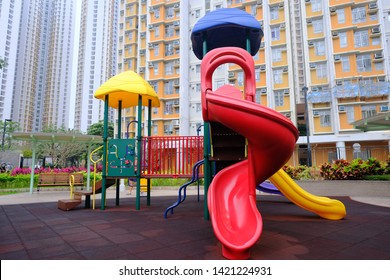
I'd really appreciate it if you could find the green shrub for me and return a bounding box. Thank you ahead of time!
[320,158,389,180]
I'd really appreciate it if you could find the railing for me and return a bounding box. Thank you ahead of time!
[90,145,103,209]
[141,136,204,178]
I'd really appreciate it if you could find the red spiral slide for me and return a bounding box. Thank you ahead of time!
[202,47,299,259]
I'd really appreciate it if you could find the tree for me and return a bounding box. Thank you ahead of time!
[87,120,114,138]
[0,120,19,150]
[36,126,87,168]
[87,121,114,159]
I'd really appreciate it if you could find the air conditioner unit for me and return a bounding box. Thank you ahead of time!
[260,42,265,49]
[173,3,180,10]
[260,65,266,71]
[308,41,314,47]
[148,24,154,30]
[334,55,341,61]
[260,88,267,94]
[228,72,236,79]
[149,7,154,13]
[283,89,290,95]
[140,32,146,38]
[280,23,286,30]
[368,3,378,10]
[278,2,284,8]
[374,52,383,59]
[309,63,316,69]
[257,0,263,6]
[329,7,337,14]
[174,40,180,46]
[336,80,343,86]
[140,15,146,21]
[306,18,312,24]
[148,43,154,49]
[172,120,180,126]
[139,50,145,55]
[332,31,339,37]
[371,27,380,34]
[148,62,154,68]
[139,67,145,73]
[282,67,288,73]
[338,105,345,112]
[377,76,385,82]
[380,105,389,112]
[311,87,319,92]
[174,21,180,26]
[305,0,311,3]
[313,111,320,116]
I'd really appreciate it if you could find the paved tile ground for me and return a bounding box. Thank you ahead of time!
[1,193,389,260]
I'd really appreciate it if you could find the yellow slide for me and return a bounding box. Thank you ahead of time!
[269,169,346,220]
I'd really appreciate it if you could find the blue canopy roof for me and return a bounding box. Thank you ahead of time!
[191,8,263,59]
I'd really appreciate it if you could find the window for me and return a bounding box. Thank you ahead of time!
[154,7,160,19]
[165,43,173,56]
[337,8,345,24]
[314,40,325,56]
[271,26,280,41]
[374,61,384,71]
[164,100,175,114]
[270,6,279,20]
[311,0,322,12]
[255,67,261,81]
[272,47,282,62]
[237,71,244,86]
[165,61,174,75]
[356,54,372,72]
[361,105,376,119]
[165,24,174,38]
[339,32,348,48]
[354,30,369,47]
[352,6,366,23]
[319,110,331,127]
[316,62,327,79]
[274,91,284,107]
[153,44,159,56]
[164,80,174,95]
[312,18,323,33]
[341,56,350,72]
[273,69,283,84]
[153,63,159,75]
[345,106,355,124]
[166,6,174,19]
[372,37,380,46]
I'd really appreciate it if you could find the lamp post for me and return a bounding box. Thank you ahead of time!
[2,119,11,151]
[302,87,312,167]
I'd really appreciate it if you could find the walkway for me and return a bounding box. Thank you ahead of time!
[0,184,389,260]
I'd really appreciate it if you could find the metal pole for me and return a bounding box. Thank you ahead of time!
[303,86,312,167]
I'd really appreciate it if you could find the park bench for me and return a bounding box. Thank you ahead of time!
[37,173,84,191]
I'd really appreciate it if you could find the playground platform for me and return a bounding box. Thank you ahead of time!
[0,183,389,260]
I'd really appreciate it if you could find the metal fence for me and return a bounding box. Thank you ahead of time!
[141,136,204,178]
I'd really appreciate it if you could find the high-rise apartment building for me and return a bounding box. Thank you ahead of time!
[0,0,22,121]
[0,0,76,132]
[73,0,119,132]
[117,0,389,165]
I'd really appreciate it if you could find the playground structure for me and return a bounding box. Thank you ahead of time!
[58,8,347,260]
[191,8,346,259]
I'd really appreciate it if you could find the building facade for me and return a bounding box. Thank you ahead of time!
[116,0,389,166]
[0,0,76,132]
[73,0,119,132]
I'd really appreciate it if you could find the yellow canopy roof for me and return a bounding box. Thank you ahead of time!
[94,71,160,108]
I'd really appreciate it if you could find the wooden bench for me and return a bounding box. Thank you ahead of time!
[37,173,84,191]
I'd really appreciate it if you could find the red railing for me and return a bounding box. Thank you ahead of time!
[141,136,204,178]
